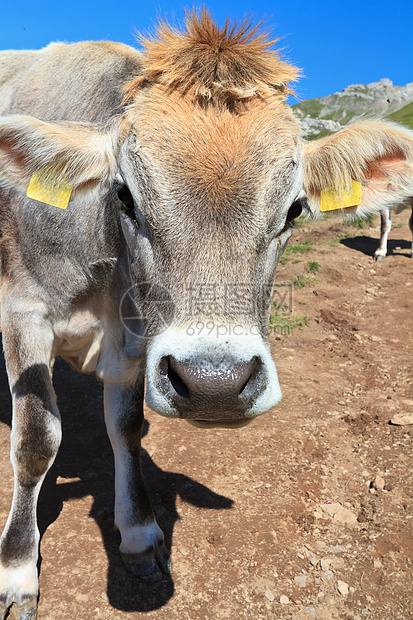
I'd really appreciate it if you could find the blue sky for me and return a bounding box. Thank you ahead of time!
[1,1,412,101]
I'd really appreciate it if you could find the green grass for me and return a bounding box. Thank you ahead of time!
[292,274,316,288]
[388,101,413,130]
[287,240,314,252]
[269,311,308,339]
[343,213,375,229]
[328,231,357,246]
[306,261,321,274]
[280,240,315,264]
[294,94,360,124]
[292,99,323,118]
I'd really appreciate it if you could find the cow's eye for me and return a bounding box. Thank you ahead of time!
[286,199,304,222]
[117,185,134,209]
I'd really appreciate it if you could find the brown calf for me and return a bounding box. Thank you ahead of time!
[0,10,413,619]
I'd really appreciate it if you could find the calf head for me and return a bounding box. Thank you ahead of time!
[117,14,304,426]
[1,10,413,428]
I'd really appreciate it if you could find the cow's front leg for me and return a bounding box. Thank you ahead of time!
[104,375,171,581]
[0,312,61,620]
[374,208,392,261]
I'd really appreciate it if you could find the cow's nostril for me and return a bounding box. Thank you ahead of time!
[238,356,261,396]
[159,356,190,399]
[239,374,252,395]
[168,362,190,399]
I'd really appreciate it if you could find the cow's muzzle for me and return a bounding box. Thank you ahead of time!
[145,329,282,422]
[157,355,265,419]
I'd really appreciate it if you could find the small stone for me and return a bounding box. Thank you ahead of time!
[372,475,385,491]
[321,558,332,571]
[310,557,319,566]
[324,570,334,581]
[333,546,345,553]
[335,580,349,596]
[280,595,290,605]
[373,559,382,568]
[264,586,275,602]
[320,502,358,524]
[390,413,413,426]
[294,575,309,587]
[304,607,316,616]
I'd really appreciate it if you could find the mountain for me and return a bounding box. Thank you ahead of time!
[388,101,413,129]
[293,78,413,139]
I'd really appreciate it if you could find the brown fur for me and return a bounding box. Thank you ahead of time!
[126,86,299,221]
[124,8,300,106]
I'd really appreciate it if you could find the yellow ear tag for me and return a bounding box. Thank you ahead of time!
[320,180,362,212]
[27,169,72,209]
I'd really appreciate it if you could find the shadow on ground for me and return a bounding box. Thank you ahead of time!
[340,235,411,258]
[0,346,233,612]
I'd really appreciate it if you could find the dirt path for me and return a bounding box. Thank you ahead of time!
[0,212,412,619]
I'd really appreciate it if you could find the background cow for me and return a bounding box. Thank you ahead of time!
[0,10,413,619]
[374,199,413,260]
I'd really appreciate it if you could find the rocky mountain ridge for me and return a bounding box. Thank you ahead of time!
[293,78,413,138]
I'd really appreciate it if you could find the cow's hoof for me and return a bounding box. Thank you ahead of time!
[19,601,38,620]
[373,254,384,262]
[121,543,172,581]
[0,599,38,620]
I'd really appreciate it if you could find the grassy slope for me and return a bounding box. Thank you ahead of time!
[387,101,413,129]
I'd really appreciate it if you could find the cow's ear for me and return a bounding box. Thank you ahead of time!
[302,120,413,218]
[0,114,117,196]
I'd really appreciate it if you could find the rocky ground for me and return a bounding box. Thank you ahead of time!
[0,210,412,619]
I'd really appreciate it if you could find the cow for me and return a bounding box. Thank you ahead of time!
[0,10,413,619]
[374,199,413,260]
